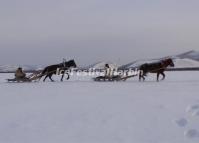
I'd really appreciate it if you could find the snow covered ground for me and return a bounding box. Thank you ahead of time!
[0,71,199,143]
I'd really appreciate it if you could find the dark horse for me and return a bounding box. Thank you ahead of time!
[39,59,77,82]
[139,58,174,81]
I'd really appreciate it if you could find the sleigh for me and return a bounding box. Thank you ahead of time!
[6,71,43,83]
[93,75,137,82]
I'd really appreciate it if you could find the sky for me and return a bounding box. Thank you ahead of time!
[0,0,199,66]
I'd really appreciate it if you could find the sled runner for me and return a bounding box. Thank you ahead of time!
[93,75,137,82]
[7,77,32,82]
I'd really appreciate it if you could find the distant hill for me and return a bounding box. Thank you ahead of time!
[86,62,118,70]
[175,50,199,61]
[173,58,199,68]
[118,50,199,70]
[0,65,43,73]
[1,50,199,72]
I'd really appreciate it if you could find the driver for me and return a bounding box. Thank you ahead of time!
[15,67,26,79]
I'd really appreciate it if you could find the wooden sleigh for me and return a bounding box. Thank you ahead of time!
[93,74,137,82]
[6,71,43,82]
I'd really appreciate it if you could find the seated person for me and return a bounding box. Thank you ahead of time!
[105,64,112,77]
[15,67,26,79]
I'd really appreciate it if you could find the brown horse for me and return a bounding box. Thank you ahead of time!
[139,58,174,81]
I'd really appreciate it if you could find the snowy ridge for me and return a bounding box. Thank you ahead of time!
[87,61,118,69]
[1,51,199,72]
[0,65,43,72]
[173,58,199,68]
[119,59,160,69]
[176,50,199,61]
[119,50,199,69]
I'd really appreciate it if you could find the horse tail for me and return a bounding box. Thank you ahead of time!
[42,68,48,75]
[139,64,146,71]
[37,67,48,79]
[139,64,148,76]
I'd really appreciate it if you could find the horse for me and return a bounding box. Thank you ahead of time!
[139,58,174,81]
[39,59,77,82]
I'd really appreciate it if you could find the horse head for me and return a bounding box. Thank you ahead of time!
[163,58,174,67]
[65,59,77,68]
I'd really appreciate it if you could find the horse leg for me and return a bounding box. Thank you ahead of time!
[43,75,48,82]
[139,71,146,81]
[61,74,64,82]
[49,74,54,82]
[161,72,165,80]
[157,72,160,82]
[139,72,143,81]
[139,74,145,81]
[143,75,146,81]
[66,73,70,80]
